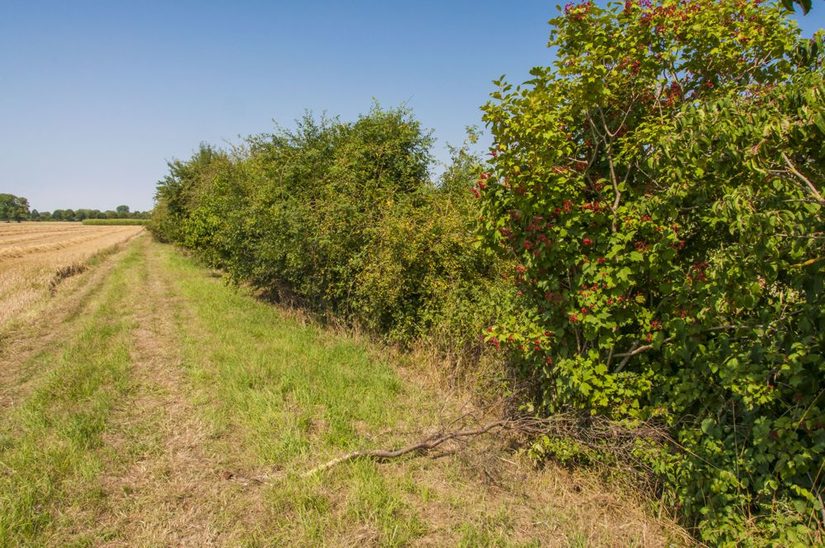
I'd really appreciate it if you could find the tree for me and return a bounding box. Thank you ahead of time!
[480,0,822,542]
[0,194,30,222]
[0,194,14,221]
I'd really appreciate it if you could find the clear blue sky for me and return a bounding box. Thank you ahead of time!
[1,1,822,213]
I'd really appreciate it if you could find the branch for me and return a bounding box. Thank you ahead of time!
[782,152,824,204]
[613,342,653,372]
[613,325,744,372]
[300,415,671,478]
[301,420,513,477]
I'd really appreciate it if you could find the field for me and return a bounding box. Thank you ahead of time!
[0,227,690,546]
[0,222,144,330]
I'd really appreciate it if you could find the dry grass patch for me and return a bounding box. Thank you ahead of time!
[0,222,143,330]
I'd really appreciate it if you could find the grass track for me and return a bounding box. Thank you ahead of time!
[0,244,139,544]
[0,237,688,546]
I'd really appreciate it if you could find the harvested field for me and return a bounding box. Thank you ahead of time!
[0,222,144,329]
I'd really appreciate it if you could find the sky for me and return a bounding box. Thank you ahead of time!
[1,1,823,213]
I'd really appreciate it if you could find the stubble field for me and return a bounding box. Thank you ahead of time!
[0,222,143,330]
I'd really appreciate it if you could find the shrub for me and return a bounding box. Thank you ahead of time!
[151,107,511,361]
[479,0,823,542]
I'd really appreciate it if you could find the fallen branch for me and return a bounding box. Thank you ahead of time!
[301,415,670,478]
[302,420,512,477]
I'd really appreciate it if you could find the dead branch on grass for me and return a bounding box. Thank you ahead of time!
[301,414,670,478]
[302,420,514,477]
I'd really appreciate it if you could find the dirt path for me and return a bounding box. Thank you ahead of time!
[93,237,259,545]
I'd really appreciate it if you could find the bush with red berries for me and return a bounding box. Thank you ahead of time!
[480,0,824,542]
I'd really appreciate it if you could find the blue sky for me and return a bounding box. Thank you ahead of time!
[1,1,822,212]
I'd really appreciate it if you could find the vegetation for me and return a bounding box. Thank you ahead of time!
[81,218,148,226]
[0,196,150,222]
[0,222,145,330]
[151,109,512,356]
[149,1,824,544]
[0,194,30,222]
[33,205,150,222]
[0,237,680,545]
[480,0,823,543]
[0,246,137,543]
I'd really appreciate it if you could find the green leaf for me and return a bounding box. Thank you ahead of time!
[701,418,716,435]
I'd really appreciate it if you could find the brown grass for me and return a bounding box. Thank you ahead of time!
[0,222,144,330]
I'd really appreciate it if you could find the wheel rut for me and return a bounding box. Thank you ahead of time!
[94,239,259,546]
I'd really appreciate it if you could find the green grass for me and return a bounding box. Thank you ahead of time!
[0,238,684,546]
[163,246,436,544]
[81,218,147,226]
[0,245,140,544]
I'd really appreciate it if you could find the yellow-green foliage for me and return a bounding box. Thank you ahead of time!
[150,107,510,356]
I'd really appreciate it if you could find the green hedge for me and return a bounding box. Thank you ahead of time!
[150,107,512,356]
[479,1,824,543]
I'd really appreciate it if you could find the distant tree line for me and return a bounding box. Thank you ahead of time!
[0,193,149,222]
[31,205,150,221]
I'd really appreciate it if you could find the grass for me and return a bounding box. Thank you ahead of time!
[81,218,148,225]
[0,245,139,543]
[0,237,689,546]
[0,221,144,330]
[165,247,437,544]
[160,244,686,546]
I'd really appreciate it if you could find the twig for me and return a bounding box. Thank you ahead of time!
[614,342,650,372]
[300,415,671,479]
[782,152,824,204]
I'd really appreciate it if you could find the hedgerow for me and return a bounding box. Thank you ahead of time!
[480,0,823,542]
[151,108,512,359]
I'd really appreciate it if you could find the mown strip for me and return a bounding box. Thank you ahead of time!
[161,246,430,544]
[0,245,140,544]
